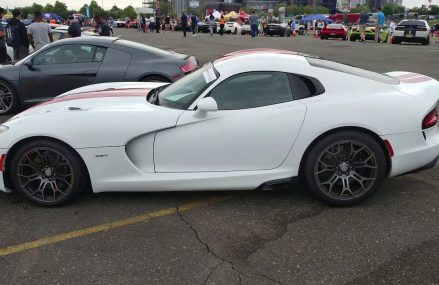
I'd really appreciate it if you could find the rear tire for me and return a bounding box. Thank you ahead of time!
[10,139,88,207]
[422,37,430,45]
[303,131,387,206]
[140,75,170,83]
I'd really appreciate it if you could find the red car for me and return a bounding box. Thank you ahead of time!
[320,24,348,40]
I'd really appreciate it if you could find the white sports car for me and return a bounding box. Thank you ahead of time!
[1,49,439,207]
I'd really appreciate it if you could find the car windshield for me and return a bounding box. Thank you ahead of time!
[157,63,219,110]
[399,20,426,27]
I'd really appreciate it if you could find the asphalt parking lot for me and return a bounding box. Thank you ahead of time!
[1,29,439,284]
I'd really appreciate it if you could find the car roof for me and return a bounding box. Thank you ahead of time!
[48,37,118,47]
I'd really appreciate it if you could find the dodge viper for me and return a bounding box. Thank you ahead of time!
[0,49,438,207]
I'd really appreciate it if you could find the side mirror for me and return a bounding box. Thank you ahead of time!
[197,97,218,113]
[24,60,36,71]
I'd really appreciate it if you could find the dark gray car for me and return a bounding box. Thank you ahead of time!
[0,37,198,114]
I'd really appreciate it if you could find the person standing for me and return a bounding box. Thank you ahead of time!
[108,17,114,36]
[67,15,81,38]
[219,15,225,36]
[165,15,171,32]
[27,12,53,51]
[149,15,155,32]
[155,15,161,33]
[0,7,7,64]
[99,18,111,36]
[359,9,369,42]
[7,9,29,60]
[190,14,197,36]
[125,16,131,29]
[181,13,188,37]
[142,16,147,33]
[208,14,215,36]
[375,7,385,43]
[290,20,296,36]
[249,11,258,38]
[137,15,142,32]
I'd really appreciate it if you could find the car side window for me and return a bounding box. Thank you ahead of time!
[33,45,97,65]
[209,72,293,110]
[288,74,325,100]
[93,47,107,62]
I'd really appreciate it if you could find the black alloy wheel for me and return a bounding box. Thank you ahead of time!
[10,140,88,206]
[304,131,387,206]
[0,80,18,115]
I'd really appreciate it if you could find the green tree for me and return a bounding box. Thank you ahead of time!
[109,5,122,19]
[121,5,137,19]
[31,3,44,13]
[79,4,88,16]
[53,1,69,18]
[350,4,369,13]
[383,3,405,16]
[430,5,439,15]
[44,4,54,12]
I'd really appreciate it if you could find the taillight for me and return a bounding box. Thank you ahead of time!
[0,154,5,172]
[422,108,438,129]
[180,57,198,74]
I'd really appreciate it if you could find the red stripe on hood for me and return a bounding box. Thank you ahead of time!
[36,88,151,107]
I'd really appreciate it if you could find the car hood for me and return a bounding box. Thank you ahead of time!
[10,84,169,119]
[2,83,185,149]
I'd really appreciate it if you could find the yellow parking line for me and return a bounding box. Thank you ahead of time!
[0,195,232,257]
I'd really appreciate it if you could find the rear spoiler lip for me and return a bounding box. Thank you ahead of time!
[385,71,436,84]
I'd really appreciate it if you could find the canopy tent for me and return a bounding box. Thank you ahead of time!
[42,13,63,20]
[239,10,249,19]
[224,11,239,19]
[3,11,13,19]
[205,10,222,20]
[301,14,332,23]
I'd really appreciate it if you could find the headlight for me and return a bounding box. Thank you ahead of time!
[0,125,9,134]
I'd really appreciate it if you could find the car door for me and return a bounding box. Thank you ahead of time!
[154,71,307,172]
[19,44,105,103]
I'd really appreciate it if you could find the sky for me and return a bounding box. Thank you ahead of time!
[0,0,437,10]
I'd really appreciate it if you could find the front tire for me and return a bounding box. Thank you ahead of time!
[303,131,387,206]
[10,140,88,206]
[0,80,19,115]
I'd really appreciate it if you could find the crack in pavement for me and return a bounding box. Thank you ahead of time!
[176,206,280,285]
[176,206,243,285]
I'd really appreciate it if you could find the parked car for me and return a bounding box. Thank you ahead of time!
[224,21,241,34]
[393,19,431,45]
[240,24,251,35]
[320,24,348,40]
[267,23,291,37]
[349,23,389,42]
[1,49,439,207]
[0,37,198,114]
[198,21,218,33]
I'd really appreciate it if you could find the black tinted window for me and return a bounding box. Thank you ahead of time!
[399,20,426,27]
[34,45,97,65]
[210,72,293,110]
